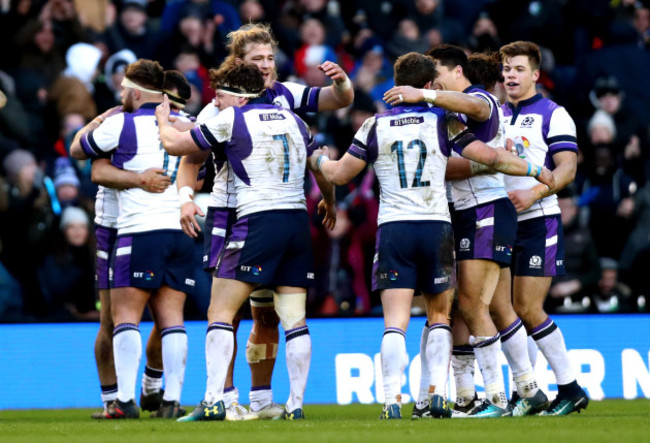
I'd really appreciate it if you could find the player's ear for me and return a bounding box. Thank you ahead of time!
[423,80,433,90]
[532,69,540,83]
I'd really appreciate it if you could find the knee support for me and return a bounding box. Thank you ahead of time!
[247,300,280,364]
[250,287,274,308]
[273,292,306,331]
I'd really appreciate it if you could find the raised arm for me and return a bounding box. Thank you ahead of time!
[316,61,354,111]
[310,146,367,186]
[156,95,202,156]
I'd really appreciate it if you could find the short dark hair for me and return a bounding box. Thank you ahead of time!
[210,63,265,96]
[426,44,469,74]
[163,70,191,100]
[394,52,436,88]
[499,41,542,71]
[466,51,503,91]
[125,59,164,91]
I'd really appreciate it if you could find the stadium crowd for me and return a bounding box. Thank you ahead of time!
[1,0,650,324]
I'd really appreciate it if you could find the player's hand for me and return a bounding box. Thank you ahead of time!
[139,168,171,193]
[383,86,422,106]
[319,61,348,83]
[180,202,204,238]
[309,145,330,170]
[156,95,171,126]
[508,189,539,212]
[536,166,555,190]
[98,105,122,122]
[318,198,337,230]
[505,138,518,155]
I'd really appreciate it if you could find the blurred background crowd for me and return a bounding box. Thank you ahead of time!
[1,0,650,322]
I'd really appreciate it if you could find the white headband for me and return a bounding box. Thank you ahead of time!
[121,77,162,95]
[217,85,261,98]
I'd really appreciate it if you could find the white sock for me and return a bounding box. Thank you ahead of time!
[142,366,163,395]
[250,386,273,412]
[451,346,476,406]
[527,334,539,368]
[204,323,234,406]
[285,326,311,412]
[471,335,508,409]
[223,386,239,408]
[426,324,452,397]
[381,328,408,405]
[161,326,187,402]
[531,318,576,385]
[417,322,431,405]
[500,318,538,398]
[113,323,142,403]
[100,384,118,406]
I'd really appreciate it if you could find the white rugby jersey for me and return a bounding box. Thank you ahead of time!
[94,185,119,228]
[450,86,508,210]
[348,104,475,226]
[197,81,321,209]
[501,94,578,221]
[191,102,316,218]
[79,103,189,234]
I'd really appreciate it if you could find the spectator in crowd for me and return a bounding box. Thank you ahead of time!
[94,48,137,112]
[386,18,430,60]
[547,189,602,313]
[37,205,97,321]
[294,18,338,86]
[0,149,57,318]
[104,0,161,60]
[592,257,633,313]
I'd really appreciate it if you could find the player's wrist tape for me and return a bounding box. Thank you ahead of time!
[422,89,437,104]
[334,77,352,92]
[526,163,542,178]
[317,155,329,171]
[178,186,194,205]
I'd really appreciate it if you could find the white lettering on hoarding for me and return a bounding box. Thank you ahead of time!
[622,349,650,399]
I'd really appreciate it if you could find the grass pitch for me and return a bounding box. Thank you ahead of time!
[1,400,648,443]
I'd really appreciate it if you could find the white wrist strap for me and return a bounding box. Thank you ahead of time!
[334,77,352,92]
[422,89,437,104]
[178,186,194,205]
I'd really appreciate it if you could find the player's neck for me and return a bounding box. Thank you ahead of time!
[508,86,537,107]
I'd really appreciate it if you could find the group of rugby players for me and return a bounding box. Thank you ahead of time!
[69,21,588,421]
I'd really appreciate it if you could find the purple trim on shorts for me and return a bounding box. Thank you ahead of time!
[112,236,133,288]
[95,225,117,289]
[208,209,231,269]
[371,227,382,292]
[216,218,249,279]
[475,204,495,259]
[544,217,559,275]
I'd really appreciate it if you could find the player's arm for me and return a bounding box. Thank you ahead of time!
[316,61,354,111]
[91,158,171,193]
[384,86,490,122]
[445,157,497,180]
[176,151,211,238]
[459,137,554,189]
[508,151,577,212]
[311,146,367,186]
[70,106,122,159]
[156,95,202,156]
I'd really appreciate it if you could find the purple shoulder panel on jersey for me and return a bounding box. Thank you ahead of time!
[465,86,500,143]
[112,112,137,169]
[224,107,253,185]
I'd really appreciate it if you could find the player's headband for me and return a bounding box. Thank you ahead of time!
[121,77,162,95]
[217,84,262,98]
[163,89,187,109]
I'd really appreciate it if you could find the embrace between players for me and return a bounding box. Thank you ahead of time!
[70,22,587,421]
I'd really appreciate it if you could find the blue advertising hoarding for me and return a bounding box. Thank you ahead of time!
[0,314,648,409]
